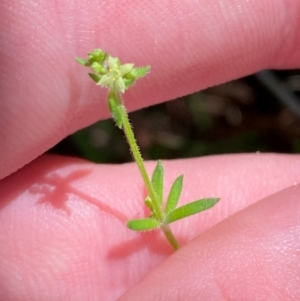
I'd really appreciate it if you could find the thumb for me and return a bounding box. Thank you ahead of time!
[118,183,300,301]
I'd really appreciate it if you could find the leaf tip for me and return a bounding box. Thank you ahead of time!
[75,57,88,66]
[127,218,160,231]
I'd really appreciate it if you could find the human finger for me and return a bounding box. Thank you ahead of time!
[0,153,299,300]
[118,182,300,301]
[1,0,300,178]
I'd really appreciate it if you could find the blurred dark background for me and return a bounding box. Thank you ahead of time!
[49,70,300,162]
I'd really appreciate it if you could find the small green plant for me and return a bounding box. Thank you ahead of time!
[76,49,220,250]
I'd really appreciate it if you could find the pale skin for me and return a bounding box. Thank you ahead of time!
[0,0,300,300]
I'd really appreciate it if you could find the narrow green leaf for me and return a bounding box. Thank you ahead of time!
[123,66,150,89]
[127,218,160,231]
[151,160,164,205]
[165,175,183,214]
[75,57,90,66]
[135,66,150,78]
[165,198,220,224]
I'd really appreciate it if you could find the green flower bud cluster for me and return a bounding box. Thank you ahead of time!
[76,49,150,93]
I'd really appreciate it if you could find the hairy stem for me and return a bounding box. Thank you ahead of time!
[161,225,180,250]
[116,92,180,250]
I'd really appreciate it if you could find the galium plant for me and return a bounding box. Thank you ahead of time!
[76,49,220,251]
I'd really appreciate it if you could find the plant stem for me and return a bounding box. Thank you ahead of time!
[116,92,180,250]
[161,225,180,250]
[120,104,163,220]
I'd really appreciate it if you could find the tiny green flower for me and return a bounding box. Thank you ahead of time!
[98,56,134,93]
[76,49,149,94]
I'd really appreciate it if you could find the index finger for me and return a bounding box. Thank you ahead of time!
[1,0,300,179]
